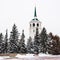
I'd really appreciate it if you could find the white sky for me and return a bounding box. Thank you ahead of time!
[0,0,60,39]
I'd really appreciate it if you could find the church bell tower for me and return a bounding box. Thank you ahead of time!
[29,7,42,40]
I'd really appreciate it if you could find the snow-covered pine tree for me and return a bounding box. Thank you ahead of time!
[0,33,5,53]
[27,37,34,53]
[9,24,19,53]
[47,33,53,54]
[4,29,8,53]
[19,30,27,53]
[40,27,48,54]
[33,28,40,54]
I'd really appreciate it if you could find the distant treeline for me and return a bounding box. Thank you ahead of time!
[0,24,60,55]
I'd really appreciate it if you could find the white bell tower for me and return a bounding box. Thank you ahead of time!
[29,7,42,40]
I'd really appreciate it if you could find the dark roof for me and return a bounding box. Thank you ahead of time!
[34,7,37,17]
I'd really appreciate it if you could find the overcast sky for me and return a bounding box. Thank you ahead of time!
[0,0,60,39]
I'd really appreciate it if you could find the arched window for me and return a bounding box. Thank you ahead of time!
[33,23,35,27]
[37,23,39,27]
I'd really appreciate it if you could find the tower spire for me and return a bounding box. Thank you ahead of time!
[34,7,37,17]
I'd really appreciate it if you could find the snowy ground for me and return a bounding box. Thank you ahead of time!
[0,54,60,60]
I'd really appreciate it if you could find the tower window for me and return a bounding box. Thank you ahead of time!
[33,23,35,27]
[30,24,31,27]
[37,23,39,27]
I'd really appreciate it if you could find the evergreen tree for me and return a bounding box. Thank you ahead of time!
[40,27,48,54]
[34,28,40,54]
[49,35,60,55]
[9,24,19,53]
[0,33,3,43]
[0,33,4,53]
[4,29,8,53]
[47,33,53,54]
[19,30,27,53]
[27,37,33,53]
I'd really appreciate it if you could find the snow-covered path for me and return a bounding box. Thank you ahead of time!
[4,57,60,60]
[0,54,60,60]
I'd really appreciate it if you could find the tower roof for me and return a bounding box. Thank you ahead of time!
[31,7,39,21]
[30,7,41,23]
[34,7,37,17]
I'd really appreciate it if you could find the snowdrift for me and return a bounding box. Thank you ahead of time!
[0,53,60,60]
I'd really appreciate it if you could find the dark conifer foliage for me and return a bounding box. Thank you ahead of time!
[9,24,19,53]
[27,37,33,53]
[48,35,60,55]
[47,32,53,54]
[4,29,8,53]
[0,24,60,55]
[0,33,5,53]
[19,30,27,53]
[34,28,40,54]
[39,27,48,53]
[0,33,3,43]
